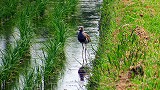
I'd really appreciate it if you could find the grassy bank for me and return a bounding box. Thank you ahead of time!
[88,0,160,89]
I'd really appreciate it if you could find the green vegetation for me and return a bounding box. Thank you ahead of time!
[88,0,160,90]
[42,0,78,88]
[0,0,78,89]
[0,1,33,89]
[1,0,159,89]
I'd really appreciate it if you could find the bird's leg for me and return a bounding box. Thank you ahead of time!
[85,44,87,64]
[86,45,90,60]
[85,48,87,64]
[82,43,85,64]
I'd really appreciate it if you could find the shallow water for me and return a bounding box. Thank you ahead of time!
[56,0,102,90]
[0,27,20,66]
[0,0,102,89]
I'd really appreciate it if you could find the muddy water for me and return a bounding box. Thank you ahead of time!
[56,0,102,90]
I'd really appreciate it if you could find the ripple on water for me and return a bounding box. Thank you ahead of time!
[56,0,102,90]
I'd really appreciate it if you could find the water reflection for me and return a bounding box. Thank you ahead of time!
[56,0,102,90]
[78,65,90,81]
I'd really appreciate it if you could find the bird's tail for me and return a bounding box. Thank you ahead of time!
[86,36,91,42]
[86,38,91,43]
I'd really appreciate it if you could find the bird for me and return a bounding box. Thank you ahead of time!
[78,26,91,44]
[78,26,91,64]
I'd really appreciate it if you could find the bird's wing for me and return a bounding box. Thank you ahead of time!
[83,32,91,42]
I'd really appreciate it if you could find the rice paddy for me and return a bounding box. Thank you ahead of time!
[0,0,78,89]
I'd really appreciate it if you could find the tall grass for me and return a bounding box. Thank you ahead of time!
[88,0,160,89]
[42,0,78,88]
[21,65,42,90]
[43,39,65,88]
[0,12,32,90]
[0,0,19,23]
[0,0,78,89]
[0,1,35,89]
[87,0,112,89]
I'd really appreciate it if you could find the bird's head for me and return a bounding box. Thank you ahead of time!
[78,26,84,31]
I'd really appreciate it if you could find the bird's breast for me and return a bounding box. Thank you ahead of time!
[78,33,86,42]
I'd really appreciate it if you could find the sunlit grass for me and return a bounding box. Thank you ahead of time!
[88,0,160,89]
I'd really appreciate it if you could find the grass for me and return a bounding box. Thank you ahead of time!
[21,65,42,90]
[88,0,160,90]
[0,3,33,89]
[0,0,18,23]
[0,0,78,89]
[0,0,44,89]
[42,0,78,88]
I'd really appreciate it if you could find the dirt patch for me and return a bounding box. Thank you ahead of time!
[128,64,144,78]
[134,26,149,40]
[141,0,145,4]
[116,71,134,90]
[116,17,122,25]
[145,6,156,16]
[113,29,120,38]
[122,0,134,6]
[116,64,144,90]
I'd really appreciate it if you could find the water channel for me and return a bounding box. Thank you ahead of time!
[0,0,102,89]
[56,0,102,90]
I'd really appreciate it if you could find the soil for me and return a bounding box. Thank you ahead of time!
[122,0,134,6]
[134,26,149,40]
[116,64,144,90]
[116,71,134,90]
